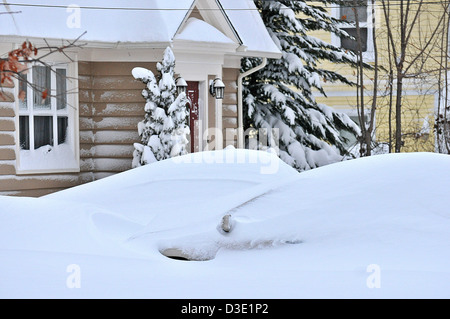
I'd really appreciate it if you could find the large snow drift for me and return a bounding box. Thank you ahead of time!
[1,149,449,298]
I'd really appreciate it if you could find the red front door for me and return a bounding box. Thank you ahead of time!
[187,81,199,153]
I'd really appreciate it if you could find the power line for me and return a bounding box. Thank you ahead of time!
[0,2,254,11]
[0,1,448,12]
[0,1,447,9]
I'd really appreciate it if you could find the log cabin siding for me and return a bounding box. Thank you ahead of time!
[0,85,82,196]
[0,61,243,197]
[0,89,16,177]
[78,61,155,177]
[0,91,19,193]
[0,61,152,197]
[222,68,239,147]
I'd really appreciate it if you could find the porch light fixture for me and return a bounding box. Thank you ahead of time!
[210,78,225,100]
[176,77,188,96]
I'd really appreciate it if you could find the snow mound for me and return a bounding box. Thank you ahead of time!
[45,148,300,260]
[0,196,139,258]
[1,150,450,298]
[46,148,296,223]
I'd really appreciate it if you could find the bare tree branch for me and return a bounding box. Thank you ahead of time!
[0,32,86,111]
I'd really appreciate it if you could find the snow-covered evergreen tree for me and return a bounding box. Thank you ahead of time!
[132,47,189,168]
[243,0,361,171]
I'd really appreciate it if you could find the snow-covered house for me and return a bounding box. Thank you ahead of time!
[0,0,281,196]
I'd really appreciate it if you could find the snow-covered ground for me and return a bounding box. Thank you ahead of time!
[1,148,449,298]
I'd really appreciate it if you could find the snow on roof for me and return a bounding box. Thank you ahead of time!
[0,0,281,58]
[0,0,193,43]
[174,17,236,44]
[221,0,281,58]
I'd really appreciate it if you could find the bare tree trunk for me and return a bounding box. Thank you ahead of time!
[388,71,393,152]
[437,9,444,154]
[394,0,407,153]
[394,73,404,152]
[352,0,367,156]
[381,0,401,152]
[348,0,378,156]
[367,1,378,156]
[445,7,450,153]
[386,3,393,153]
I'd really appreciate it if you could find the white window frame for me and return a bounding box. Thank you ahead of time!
[15,60,79,174]
[332,0,375,62]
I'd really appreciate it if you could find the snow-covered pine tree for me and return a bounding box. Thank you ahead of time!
[243,0,362,171]
[132,47,189,168]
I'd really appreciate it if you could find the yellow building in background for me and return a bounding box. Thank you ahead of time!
[310,0,447,154]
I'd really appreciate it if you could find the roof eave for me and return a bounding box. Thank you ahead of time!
[172,38,239,54]
[0,35,173,49]
[231,50,282,60]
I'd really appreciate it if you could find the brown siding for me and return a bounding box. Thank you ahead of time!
[0,61,156,197]
[222,68,239,148]
[0,91,14,102]
[0,61,241,197]
[0,175,81,194]
[1,78,14,88]
[0,132,14,145]
[0,102,15,117]
[0,118,15,131]
[79,61,155,177]
[0,147,15,160]
[0,163,15,175]
[0,85,18,193]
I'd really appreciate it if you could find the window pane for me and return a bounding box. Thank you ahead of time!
[57,116,68,144]
[56,68,67,110]
[340,0,368,23]
[19,116,30,150]
[18,73,28,110]
[34,116,53,149]
[340,115,369,149]
[33,65,51,110]
[341,27,368,52]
